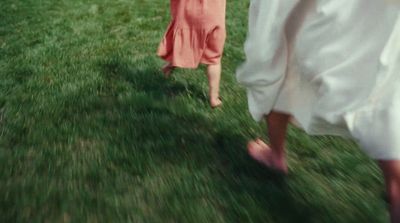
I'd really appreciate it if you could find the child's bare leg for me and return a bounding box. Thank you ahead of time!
[379,160,400,223]
[161,63,174,78]
[248,111,290,174]
[207,63,222,108]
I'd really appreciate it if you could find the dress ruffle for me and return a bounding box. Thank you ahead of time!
[157,21,226,68]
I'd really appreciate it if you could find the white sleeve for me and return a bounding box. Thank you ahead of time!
[236,0,298,121]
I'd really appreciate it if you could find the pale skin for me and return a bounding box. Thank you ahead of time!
[248,111,400,223]
[162,63,222,108]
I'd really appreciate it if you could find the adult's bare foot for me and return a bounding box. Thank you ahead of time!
[248,139,288,174]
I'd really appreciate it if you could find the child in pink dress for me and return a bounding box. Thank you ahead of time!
[157,0,226,108]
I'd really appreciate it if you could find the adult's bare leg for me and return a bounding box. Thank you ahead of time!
[379,160,400,223]
[248,111,290,174]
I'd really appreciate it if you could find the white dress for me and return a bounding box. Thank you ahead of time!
[236,0,400,160]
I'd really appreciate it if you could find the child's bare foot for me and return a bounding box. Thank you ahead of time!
[161,63,174,78]
[210,97,222,108]
[248,139,288,174]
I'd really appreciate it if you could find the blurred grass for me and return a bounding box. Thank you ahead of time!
[0,0,388,222]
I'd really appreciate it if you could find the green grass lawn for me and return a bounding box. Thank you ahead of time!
[0,0,389,222]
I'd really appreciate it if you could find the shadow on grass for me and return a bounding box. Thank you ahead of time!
[93,55,316,222]
[213,131,315,222]
[98,56,208,103]
[0,54,349,222]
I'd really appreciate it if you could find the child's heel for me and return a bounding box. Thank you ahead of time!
[161,63,174,78]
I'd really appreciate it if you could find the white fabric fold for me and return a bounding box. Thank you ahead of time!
[237,0,400,159]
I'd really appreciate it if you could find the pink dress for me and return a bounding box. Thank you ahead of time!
[157,0,226,68]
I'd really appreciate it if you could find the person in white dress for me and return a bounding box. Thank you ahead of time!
[236,0,400,221]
